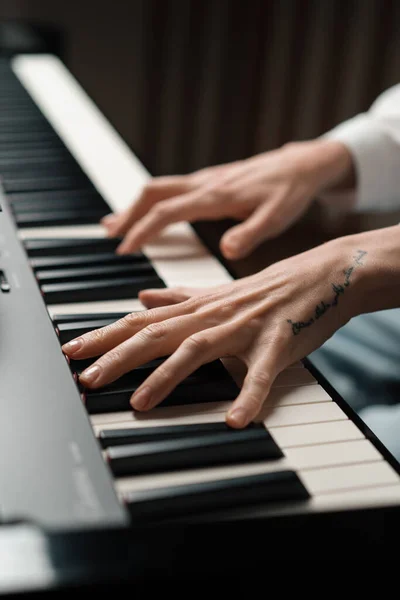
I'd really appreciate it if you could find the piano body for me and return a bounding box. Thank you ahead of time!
[0,52,399,593]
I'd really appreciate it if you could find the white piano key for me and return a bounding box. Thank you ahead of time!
[92,410,228,432]
[262,402,345,427]
[18,225,106,240]
[115,445,396,498]
[90,402,231,427]
[264,384,331,408]
[220,358,313,389]
[270,420,363,448]
[90,384,332,429]
[302,461,400,495]
[47,299,144,318]
[310,483,400,511]
[91,396,341,430]
[272,368,317,387]
[286,439,382,469]
[115,458,291,496]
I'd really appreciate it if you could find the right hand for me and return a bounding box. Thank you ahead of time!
[102,139,354,260]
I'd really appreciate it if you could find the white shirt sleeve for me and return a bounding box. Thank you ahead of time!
[322,84,400,212]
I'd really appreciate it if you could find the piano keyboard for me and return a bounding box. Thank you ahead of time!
[1,53,400,530]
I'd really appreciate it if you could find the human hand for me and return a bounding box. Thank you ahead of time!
[62,235,367,428]
[102,139,353,260]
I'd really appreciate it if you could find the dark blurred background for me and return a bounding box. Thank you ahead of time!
[1,0,399,177]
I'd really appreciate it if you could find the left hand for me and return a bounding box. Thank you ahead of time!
[62,236,367,428]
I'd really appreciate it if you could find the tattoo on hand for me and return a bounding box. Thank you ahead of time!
[287,250,367,336]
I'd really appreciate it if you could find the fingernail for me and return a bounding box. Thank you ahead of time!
[62,338,83,355]
[80,365,101,385]
[131,386,151,410]
[226,407,248,428]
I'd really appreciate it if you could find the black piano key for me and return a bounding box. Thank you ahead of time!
[9,188,109,211]
[30,252,146,271]
[124,471,309,522]
[2,173,90,193]
[70,356,166,375]
[23,237,124,257]
[41,275,165,304]
[0,118,53,133]
[0,130,60,144]
[0,108,44,120]
[15,207,109,227]
[0,146,69,161]
[0,158,86,176]
[52,312,130,324]
[0,162,83,178]
[82,371,238,414]
[56,318,129,344]
[107,428,283,477]
[0,98,37,110]
[36,262,156,285]
[0,140,66,155]
[99,421,265,448]
[79,356,236,390]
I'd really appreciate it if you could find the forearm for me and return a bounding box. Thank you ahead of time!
[281,138,357,211]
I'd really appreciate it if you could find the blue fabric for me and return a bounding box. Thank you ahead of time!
[309,308,400,461]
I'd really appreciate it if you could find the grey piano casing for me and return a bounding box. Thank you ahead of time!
[0,190,128,530]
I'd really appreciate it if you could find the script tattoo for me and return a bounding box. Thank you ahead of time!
[287,250,367,336]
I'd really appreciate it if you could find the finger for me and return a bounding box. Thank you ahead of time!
[78,313,204,389]
[139,287,195,308]
[115,188,224,254]
[103,176,192,237]
[101,213,118,227]
[130,323,242,411]
[220,198,283,259]
[226,358,276,428]
[138,285,220,308]
[61,302,195,359]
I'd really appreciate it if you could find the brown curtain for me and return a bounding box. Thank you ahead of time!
[1,0,400,177]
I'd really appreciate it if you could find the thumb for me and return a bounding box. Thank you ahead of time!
[220,204,274,259]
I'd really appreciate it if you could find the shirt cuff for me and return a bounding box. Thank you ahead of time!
[322,114,400,212]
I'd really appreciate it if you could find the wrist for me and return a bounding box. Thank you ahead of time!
[301,138,355,191]
[330,226,400,319]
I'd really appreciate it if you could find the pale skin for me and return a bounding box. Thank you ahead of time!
[61,139,400,428]
[102,139,355,259]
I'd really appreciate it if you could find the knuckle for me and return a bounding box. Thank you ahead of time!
[263,212,281,233]
[99,347,124,370]
[184,333,212,355]
[216,303,234,321]
[151,203,174,222]
[269,326,289,349]
[141,181,158,197]
[247,371,272,390]
[244,394,265,415]
[152,362,172,383]
[121,311,145,330]
[84,325,109,345]
[212,184,235,203]
[140,321,168,341]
